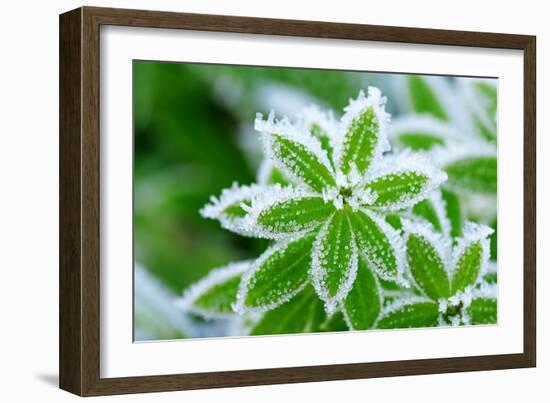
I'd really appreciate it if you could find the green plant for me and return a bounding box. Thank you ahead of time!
[204,88,445,308]
[177,87,496,335]
[377,220,496,328]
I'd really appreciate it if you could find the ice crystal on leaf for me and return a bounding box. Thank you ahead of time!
[233,233,315,314]
[200,87,447,315]
[200,182,271,237]
[375,219,496,327]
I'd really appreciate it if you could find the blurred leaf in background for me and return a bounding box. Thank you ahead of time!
[191,64,384,115]
[134,264,195,341]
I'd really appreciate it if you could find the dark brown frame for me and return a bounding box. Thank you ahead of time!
[59,6,536,396]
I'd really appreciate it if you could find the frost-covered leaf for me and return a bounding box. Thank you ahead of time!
[298,104,338,167]
[385,214,403,230]
[235,233,315,313]
[342,256,381,330]
[379,277,405,292]
[452,242,483,293]
[444,156,497,194]
[310,123,335,166]
[441,189,463,238]
[365,171,428,207]
[348,209,405,281]
[310,210,358,313]
[336,88,390,177]
[467,298,497,325]
[376,297,439,329]
[406,232,450,300]
[413,199,442,233]
[178,261,250,319]
[412,190,452,239]
[250,190,335,238]
[320,311,349,332]
[256,112,336,192]
[363,152,447,211]
[257,159,291,186]
[200,183,271,236]
[249,286,326,336]
[451,223,493,294]
[407,76,448,121]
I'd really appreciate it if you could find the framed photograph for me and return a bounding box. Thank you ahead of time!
[59,6,536,396]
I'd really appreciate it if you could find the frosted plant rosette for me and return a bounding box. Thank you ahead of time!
[197,87,447,317]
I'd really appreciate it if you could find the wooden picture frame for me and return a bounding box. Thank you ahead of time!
[59,6,536,396]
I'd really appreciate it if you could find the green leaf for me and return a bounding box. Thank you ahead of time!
[258,160,291,186]
[236,233,315,312]
[200,183,268,236]
[467,298,497,325]
[444,156,497,194]
[255,196,335,236]
[365,171,430,209]
[385,214,402,230]
[319,311,349,332]
[412,199,443,233]
[379,277,404,292]
[407,76,448,120]
[339,106,381,176]
[406,233,450,300]
[483,271,497,284]
[342,257,381,330]
[377,299,439,329]
[348,209,403,280]
[362,154,447,211]
[179,261,250,318]
[310,210,357,313]
[451,241,483,294]
[200,184,256,220]
[222,201,251,218]
[249,287,326,335]
[310,123,335,167]
[193,277,240,315]
[263,132,336,192]
[396,131,445,151]
[441,189,463,238]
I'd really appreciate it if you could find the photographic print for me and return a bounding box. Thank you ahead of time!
[133,62,498,341]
